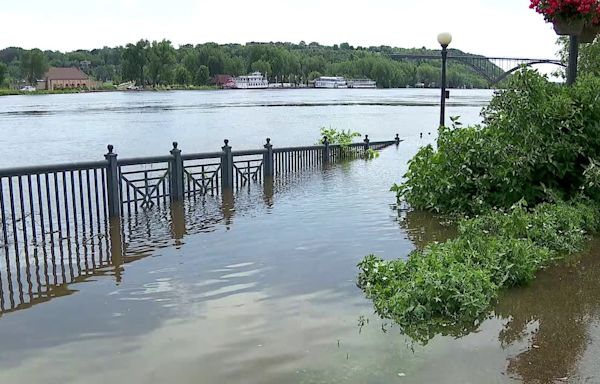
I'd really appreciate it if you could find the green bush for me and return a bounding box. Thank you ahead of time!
[398,70,600,214]
[357,200,600,343]
[319,127,361,146]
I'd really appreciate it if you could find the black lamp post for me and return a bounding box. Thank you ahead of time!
[437,32,452,127]
[566,35,579,85]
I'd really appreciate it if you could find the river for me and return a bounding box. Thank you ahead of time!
[0,89,598,383]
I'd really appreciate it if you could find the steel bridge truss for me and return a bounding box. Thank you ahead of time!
[389,54,566,85]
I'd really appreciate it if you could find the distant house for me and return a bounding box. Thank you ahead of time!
[37,67,97,91]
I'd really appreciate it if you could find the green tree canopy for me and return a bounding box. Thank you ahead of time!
[147,39,176,85]
[1,41,497,88]
[122,39,149,85]
[20,49,48,85]
[174,64,191,85]
[194,65,210,85]
[0,63,6,85]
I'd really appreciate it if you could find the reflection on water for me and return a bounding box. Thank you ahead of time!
[389,207,600,382]
[494,239,600,383]
[0,177,275,315]
[397,208,457,249]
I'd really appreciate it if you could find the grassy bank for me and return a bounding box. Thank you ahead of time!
[0,85,220,96]
[0,88,84,96]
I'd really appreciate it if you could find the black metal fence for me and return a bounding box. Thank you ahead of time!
[1,135,399,232]
[0,134,401,314]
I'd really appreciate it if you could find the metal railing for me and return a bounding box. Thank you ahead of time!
[0,135,400,250]
[0,134,402,314]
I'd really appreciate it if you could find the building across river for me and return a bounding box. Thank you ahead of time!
[36,67,98,91]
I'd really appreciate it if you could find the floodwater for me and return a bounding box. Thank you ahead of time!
[0,89,599,383]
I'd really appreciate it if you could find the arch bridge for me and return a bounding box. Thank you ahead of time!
[388,54,566,86]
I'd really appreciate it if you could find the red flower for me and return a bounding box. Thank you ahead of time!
[530,0,600,22]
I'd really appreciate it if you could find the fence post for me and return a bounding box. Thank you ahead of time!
[364,135,370,150]
[263,138,274,179]
[322,136,330,164]
[169,142,184,201]
[104,144,121,219]
[395,134,400,146]
[221,139,234,190]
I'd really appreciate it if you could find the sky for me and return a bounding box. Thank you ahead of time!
[2,0,561,59]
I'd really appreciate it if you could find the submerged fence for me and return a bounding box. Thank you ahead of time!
[0,134,401,314]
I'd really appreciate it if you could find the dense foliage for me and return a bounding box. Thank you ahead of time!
[0,41,491,88]
[397,70,600,214]
[358,199,600,343]
[319,127,361,146]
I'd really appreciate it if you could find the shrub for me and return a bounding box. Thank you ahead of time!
[357,200,600,343]
[398,70,600,215]
[319,127,361,147]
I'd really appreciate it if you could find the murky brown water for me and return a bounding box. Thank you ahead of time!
[1,90,599,383]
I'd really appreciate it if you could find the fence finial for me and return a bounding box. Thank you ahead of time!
[395,134,400,145]
[323,136,329,145]
[107,144,114,154]
[172,141,178,149]
[224,139,229,146]
[263,138,274,178]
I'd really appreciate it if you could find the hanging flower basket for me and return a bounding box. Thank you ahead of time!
[530,0,600,36]
[580,22,600,42]
[552,17,585,35]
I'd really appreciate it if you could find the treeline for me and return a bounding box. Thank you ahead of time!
[0,40,491,89]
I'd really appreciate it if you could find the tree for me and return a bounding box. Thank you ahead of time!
[0,63,6,86]
[224,57,245,76]
[147,39,176,85]
[194,65,210,85]
[307,71,322,80]
[416,63,438,86]
[174,64,191,85]
[182,50,200,76]
[20,49,48,85]
[93,64,116,82]
[122,39,149,86]
[251,60,271,76]
[558,37,600,77]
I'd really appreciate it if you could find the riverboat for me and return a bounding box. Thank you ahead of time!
[347,79,377,88]
[225,72,269,89]
[314,76,347,88]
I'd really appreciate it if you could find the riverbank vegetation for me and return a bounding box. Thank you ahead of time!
[1,41,491,89]
[358,69,600,342]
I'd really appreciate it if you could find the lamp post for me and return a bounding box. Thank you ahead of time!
[566,35,579,85]
[437,32,452,127]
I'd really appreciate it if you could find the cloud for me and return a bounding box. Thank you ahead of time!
[0,0,560,59]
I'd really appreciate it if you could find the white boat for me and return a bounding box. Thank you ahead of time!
[227,72,269,89]
[347,79,377,89]
[314,76,347,89]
